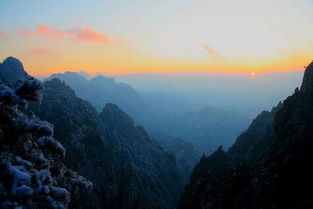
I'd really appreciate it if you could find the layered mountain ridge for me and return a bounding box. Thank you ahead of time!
[1,56,312,209]
[46,72,146,120]
[46,71,249,154]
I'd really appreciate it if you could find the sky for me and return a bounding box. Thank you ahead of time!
[0,0,313,76]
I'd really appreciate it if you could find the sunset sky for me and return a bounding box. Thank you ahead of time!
[0,0,313,76]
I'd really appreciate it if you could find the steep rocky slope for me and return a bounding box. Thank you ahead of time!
[99,103,184,209]
[28,78,108,209]
[227,103,282,163]
[30,78,184,208]
[178,61,313,209]
[0,57,91,209]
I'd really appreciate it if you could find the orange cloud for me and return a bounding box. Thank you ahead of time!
[36,25,69,40]
[69,28,110,43]
[203,45,224,62]
[32,48,59,57]
[18,25,112,43]
[18,29,32,37]
[0,32,8,39]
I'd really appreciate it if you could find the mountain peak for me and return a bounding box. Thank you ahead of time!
[77,71,92,80]
[91,75,116,84]
[0,56,30,86]
[3,56,22,65]
[49,71,87,81]
[300,60,313,93]
[99,103,134,136]
[44,78,76,96]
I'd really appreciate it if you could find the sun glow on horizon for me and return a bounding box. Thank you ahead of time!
[0,0,312,76]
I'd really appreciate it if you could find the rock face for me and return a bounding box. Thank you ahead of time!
[30,75,184,208]
[99,104,184,209]
[0,57,91,209]
[178,61,313,209]
[227,103,282,163]
[28,78,107,209]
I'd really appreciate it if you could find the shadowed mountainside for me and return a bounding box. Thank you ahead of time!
[29,78,184,209]
[0,57,185,209]
[0,57,92,209]
[178,61,313,209]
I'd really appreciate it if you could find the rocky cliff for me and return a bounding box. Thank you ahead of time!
[178,61,313,209]
[0,57,91,209]
[32,72,184,208]
[0,57,184,209]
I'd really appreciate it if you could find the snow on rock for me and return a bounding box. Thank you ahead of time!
[15,157,32,170]
[0,161,32,196]
[15,78,43,102]
[50,187,70,202]
[70,176,93,190]
[33,154,50,170]
[0,85,25,106]
[0,201,23,209]
[0,74,92,208]
[37,136,65,158]
[12,117,54,137]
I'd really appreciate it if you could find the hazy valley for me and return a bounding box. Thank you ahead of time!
[1,56,313,209]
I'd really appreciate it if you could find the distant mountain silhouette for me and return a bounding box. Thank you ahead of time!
[46,71,249,154]
[114,71,303,118]
[146,106,249,153]
[178,61,313,209]
[46,72,146,121]
[77,71,92,80]
[152,132,199,183]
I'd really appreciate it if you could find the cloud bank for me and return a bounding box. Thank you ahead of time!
[18,25,111,43]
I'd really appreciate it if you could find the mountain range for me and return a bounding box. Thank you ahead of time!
[45,71,249,153]
[1,56,312,209]
[114,71,303,118]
